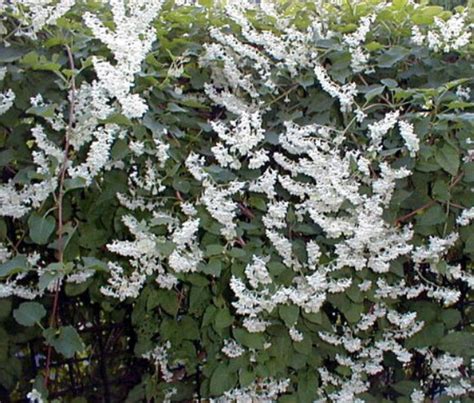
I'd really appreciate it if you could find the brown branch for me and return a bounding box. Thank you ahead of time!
[394,200,436,225]
[44,44,76,390]
[394,172,465,226]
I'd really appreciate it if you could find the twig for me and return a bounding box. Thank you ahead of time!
[44,44,76,390]
[265,83,299,108]
[394,172,465,225]
[395,200,436,225]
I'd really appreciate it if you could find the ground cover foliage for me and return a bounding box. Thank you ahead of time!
[0,0,473,401]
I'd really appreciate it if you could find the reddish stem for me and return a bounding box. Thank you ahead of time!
[44,45,76,390]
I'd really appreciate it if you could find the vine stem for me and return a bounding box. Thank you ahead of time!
[394,172,464,225]
[44,44,76,390]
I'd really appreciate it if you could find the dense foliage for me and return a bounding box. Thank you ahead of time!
[0,0,473,401]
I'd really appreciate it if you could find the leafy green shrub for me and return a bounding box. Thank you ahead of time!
[0,0,473,401]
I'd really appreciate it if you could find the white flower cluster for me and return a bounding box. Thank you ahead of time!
[412,233,458,264]
[368,110,400,151]
[68,124,120,185]
[222,2,315,78]
[456,85,471,101]
[343,14,375,73]
[0,89,15,115]
[424,352,474,397]
[411,12,472,53]
[0,250,45,300]
[314,64,357,113]
[244,255,272,289]
[26,388,44,403]
[214,377,290,403]
[142,341,174,383]
[221,339,245,358]
[398,120,420,156]
[0,95,63,218]
[211,111,266,170]
[189,5,474,401]
[6,2,463,400]
[7,0,75,39]
[200,180,245,240]
[456,206,474,226]
[83,0,164,118]
[103,132,201,298]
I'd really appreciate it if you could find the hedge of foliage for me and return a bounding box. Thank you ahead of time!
[0,0,473,401]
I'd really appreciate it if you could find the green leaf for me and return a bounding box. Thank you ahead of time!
[392,381,420,396]
[172,178,190,193]
[26,104,57,118]
[406,322,444,349]
[167,103,187,113]
[417,204,445,226]
[214,308,233,330]
[210,364,237,396]
[279,304,299,327]
[0,256,28,277]
[344,303,364,323]
[13,302,46,327]
[205,244,224,257]
[435,144,460,176]
[294,332,312,355]
[364,85,385,102]
[201,258,222,277]
[432,179,450,202]
[28,213,55,245]
[233,328,265,349]
[99,113,132,126]
[377,46,409,68]
[0,46,26,62]
[0,299,12,321]
[380,78,398,88]
[412,6,444,24]
[43,326,85,358]
[239,368,255,387]
[438,332,474,357]
[441,309,461,329]
[64,177,86,191]
[157,290,179,316]
[156,240,175,257]
[38,263,65,292]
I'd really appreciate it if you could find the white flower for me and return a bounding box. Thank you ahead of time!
[200,180,245,240]
[11,0,75,39]
[185,152,208,181]
[431,353,464,378]
[415,12,472,53]
[221,377,290,402]
[245,256,272,288]
[0,89,15,115]
[314,64,357,112]
[368,110,400,151]
[456,85,471,101]
[68,124,119,185]
[289,326,304,342]
[412,233,458,264]
[143,341,174,383]
[129,140,145,156]
[248,149,269,169]
[27,388,44,403]
[0,67,6,81]
[83,0,164,118]
[411,26,425,46]
[222,339,245,358]
[456,207,474,226]
[243,317,271,333]
[398,120,419,157]
[343,14,375,73]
